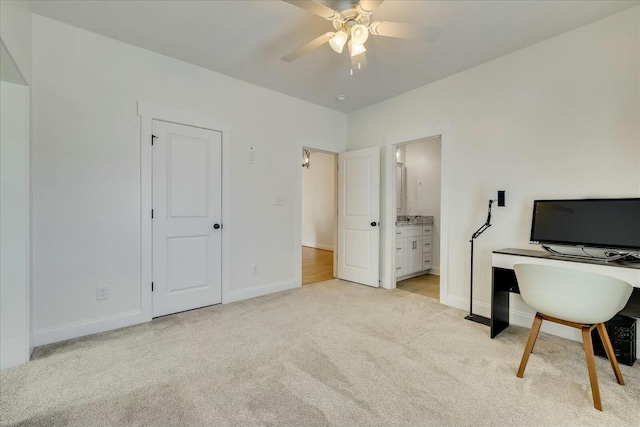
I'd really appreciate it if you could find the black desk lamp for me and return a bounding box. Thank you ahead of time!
[465,190,505,325]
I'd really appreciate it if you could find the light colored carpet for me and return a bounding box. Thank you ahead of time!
[2,279,639,426]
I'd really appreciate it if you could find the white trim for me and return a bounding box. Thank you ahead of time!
[447,294,596,344]
[447,295,640,356]
[510,305,640,356]
[137,102,231,134]
[25,86,32,357]
[223,279,299,304]
[295,145,303,287]
[302,243,334,251]
[447,295,490,316]
[383,122,452,309]
[33,310,146,346]
[493,252,640,356]
[0,83,31,367]
[137,101,232,311]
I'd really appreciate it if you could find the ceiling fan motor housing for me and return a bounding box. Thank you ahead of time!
[331,7,370,33]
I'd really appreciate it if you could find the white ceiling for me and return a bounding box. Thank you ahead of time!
[28,0,639,113]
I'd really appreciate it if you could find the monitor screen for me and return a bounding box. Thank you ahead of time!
[530,198,640,250]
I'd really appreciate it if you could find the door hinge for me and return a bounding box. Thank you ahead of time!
[151,135,158,145]
[151,282,154,292]
[151,209,154,219]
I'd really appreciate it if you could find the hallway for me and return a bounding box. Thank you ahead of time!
[302,246,334,285]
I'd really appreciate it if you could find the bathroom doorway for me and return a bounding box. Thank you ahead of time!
[394,137,442,300]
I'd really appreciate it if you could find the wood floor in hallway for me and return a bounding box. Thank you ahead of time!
[302,246,334,285]
[397,273,440,300]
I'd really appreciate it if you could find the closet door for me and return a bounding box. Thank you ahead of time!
[152,120,222,317]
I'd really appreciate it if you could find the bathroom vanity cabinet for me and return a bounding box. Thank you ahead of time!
[395,225,432,279]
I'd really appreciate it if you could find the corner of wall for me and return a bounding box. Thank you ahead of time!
[0,0,32,86]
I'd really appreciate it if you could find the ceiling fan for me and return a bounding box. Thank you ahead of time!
[281,0,442,74]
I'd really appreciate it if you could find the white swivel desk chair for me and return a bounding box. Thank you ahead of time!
[513,263,633,411]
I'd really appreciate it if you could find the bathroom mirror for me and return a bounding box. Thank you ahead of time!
[396,163,406,215]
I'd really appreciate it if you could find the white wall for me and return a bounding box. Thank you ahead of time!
[0,0,32,368]
[0,0,32,85]
[348,8,640,317]
[404,138,441,274]
[31,15,347,345]
[0,81,30,368]
[302,151,336,250]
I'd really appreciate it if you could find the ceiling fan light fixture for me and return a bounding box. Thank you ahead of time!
[329,30,348,53]
[348,40,367,57]
[350,24,369,45]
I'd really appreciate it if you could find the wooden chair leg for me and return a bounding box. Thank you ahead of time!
[582,326,602,411]
[596,323,625,386]
[517,313,543,378]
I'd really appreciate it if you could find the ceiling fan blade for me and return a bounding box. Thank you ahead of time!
[282,0,340,20]
[357,0,384,15]
[350,51,368,76]
[281,32,335,62]
[369,21,442,42]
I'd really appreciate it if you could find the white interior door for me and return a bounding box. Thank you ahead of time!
[152,120,222,317]
[337,147,380,287]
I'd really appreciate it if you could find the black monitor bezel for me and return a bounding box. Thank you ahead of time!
[529,198,640,251]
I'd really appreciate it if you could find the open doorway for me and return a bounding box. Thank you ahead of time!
[394,137,442,300]
[301,149,337,285]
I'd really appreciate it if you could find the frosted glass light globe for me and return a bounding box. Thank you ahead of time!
[350,24,369,45]
[329,30,348,53]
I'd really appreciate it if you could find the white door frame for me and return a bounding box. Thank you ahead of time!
[295,145,339,286]
[383,121,452,305]
[138,101,232,320]
[0,81,31,367]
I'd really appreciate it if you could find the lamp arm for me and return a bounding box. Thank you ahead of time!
[471,223,491,240]
[470,200,495,240]
[486,199,494,225]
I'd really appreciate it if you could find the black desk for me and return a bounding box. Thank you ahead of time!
[490,248,640,339]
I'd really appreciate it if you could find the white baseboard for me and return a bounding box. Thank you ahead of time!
[445,295,491,318]
[34,280,301,347]
[510,308,582,342]
[33,310,148,347]
[509,308,640,357]
[443,296,639,358]
[222,279,299,304]
[301,242,334,251]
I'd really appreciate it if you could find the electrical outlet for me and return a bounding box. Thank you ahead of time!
[275,196,284,206]
[96,287,109,301]
[252,265,259,275]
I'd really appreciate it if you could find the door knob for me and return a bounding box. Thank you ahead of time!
[213,223,221,230]
[370,221,378,227]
